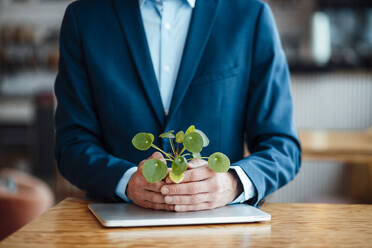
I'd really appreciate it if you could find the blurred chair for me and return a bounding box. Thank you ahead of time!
[0,169,54,241]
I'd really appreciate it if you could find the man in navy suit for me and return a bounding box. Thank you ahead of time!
[55,0,301,211]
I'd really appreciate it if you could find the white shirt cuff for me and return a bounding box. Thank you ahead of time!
[228,166,255,204]
[115,167,138,202]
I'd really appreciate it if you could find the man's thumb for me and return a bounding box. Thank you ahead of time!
[152,152,164,159]
[152,152,166,164]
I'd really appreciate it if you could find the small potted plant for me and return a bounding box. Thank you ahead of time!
[132,125,230,183]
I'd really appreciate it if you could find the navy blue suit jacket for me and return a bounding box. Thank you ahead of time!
[55,0,301,206]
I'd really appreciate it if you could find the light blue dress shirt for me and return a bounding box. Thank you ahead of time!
[116,0,255,204]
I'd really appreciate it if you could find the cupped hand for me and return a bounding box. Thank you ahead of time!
[127,152,174,211]
[161,159,242,212]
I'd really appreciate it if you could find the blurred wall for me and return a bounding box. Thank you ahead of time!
[268,73,372,202]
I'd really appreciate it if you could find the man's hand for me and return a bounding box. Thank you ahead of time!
[161,159,242,212]
[127,152,174,211]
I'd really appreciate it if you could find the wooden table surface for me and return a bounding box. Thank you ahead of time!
[1,197,372,248]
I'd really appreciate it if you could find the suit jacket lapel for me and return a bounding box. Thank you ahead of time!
[167,0,221,119]
[112,0,165,126]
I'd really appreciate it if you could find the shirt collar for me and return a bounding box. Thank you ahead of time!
[139,0,196,8]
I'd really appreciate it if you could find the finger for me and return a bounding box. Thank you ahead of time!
[138,152,166,170]
[152,152,166,163]
[138,200,175,211]
[188,159,208,169]
[182,166,216,183]
[141,190,166,203]
[165,162,213,184]
[161,179,215,195]
[164,193,216,205]
[165,166,214,184]
[144,181,164,192]
[138,160,146,170]
[174,202,218,212]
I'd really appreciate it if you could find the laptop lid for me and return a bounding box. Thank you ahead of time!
[88,203,271,227]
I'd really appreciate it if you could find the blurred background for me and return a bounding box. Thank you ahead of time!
[0,0,371,240]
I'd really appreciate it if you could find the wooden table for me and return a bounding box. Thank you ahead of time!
[1,198,372,248]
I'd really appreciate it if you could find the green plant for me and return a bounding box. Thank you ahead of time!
[132,125,230,184]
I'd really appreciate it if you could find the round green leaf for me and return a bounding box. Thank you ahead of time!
[142,159,168,183]
[194,129,209,147]
[175,131,185,143]
[183,132,203,153]
[185,125,195,135]
[159,130,175,139]
[132,132,154,151]
[169,171,185,184]
[208,152,230,173]
[171,156,188,175]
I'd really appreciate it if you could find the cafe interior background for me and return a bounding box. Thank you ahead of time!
[0,0,371,240]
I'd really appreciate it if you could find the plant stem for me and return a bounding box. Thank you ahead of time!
[169,138,176,157]
[179,146,186,156]
[151,144,174,160]
[176,143,179,154]
[187,157,208,161]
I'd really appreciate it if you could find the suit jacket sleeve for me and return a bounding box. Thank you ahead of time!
[232,3,302,206]
[54,4,136,201]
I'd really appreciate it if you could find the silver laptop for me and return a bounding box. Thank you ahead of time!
[88,203,271,227]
